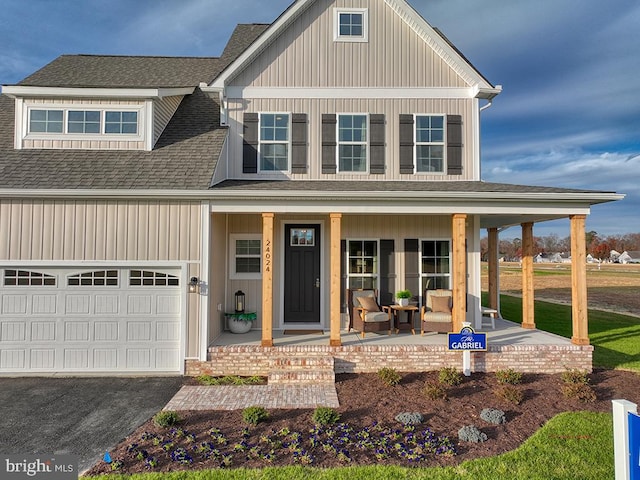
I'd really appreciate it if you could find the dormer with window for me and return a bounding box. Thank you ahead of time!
[3,86,192,151]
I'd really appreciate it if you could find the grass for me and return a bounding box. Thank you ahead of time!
[484,293,640,371]
[87,412,613,480]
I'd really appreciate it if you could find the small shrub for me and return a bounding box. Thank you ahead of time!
[197,374,265,386]
[458,425,487,443]
[494,385,524,405]
[561,369,590,385]
[395,412,424,426]
[480,408,506,425]
[424,381,448,400]
[242,406,269,425]
[438,367,463,386]
[378,367,402,386]
[495,368,523,385]
[312,407,341,426]
[153,410,180,428]
[562,383,597,402]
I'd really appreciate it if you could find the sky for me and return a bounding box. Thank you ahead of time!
[1,0,638,239]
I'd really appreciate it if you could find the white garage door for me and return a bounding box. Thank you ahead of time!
[0,267,183,373]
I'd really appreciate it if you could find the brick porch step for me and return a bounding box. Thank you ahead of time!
[268,356,335,385]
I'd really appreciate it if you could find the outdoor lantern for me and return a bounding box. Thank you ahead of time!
[235,290,245,313]
[189,276,199,294]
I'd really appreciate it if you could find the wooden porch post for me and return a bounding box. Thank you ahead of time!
[487,227,499,311]
[329,213,342,347]
[521,222,535,329]
[261,213,274,347]
[452,214,467,332]
[570,215,589,345]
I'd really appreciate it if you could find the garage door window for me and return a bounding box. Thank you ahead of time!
[3,269,56,286]
[67,270,118,286]
[129,270,179,286]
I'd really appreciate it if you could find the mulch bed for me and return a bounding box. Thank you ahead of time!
[86,368,640,475]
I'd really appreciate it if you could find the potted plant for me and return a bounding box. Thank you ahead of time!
[227,312,256,334]
[395,290,412,307]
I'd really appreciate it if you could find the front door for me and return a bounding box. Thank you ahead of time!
[284,224,321,324]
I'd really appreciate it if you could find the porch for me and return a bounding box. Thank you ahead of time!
[185,317,593,377]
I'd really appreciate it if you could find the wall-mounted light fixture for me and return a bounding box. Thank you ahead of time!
[189,276,199,294]
[234,290,245,313]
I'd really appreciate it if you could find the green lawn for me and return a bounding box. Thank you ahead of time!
[485,293,640,371]
[87,412,613,480]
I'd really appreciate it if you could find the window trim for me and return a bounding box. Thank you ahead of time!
[414,114,447,175]
[337,113,369,174]
[334,8,369,43]
[24,104,144,142]
[258,112,291,173]
[346,238,379,290]
[3,269,57,287]
[230,234,262,280]
[67,270,119,287]
[419,238,452,303]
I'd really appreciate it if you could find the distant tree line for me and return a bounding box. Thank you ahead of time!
[480,232,640,262]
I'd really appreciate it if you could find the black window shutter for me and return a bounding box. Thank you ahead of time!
[399,114,415,174]
[379,239,395,306]
[340,239,347,314]
[321,114,337,174]
[447,114,463,175]
[242,113,258,174]
[404,238,420,301]
[369,114,385,175]
[291,113,308,174]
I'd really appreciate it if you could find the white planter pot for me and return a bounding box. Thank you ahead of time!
[397,298,409,307]
[228,318,252,334]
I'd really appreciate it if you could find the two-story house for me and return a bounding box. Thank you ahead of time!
[0,0,622,376]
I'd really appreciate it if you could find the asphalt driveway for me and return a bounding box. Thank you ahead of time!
[0,376,184,472]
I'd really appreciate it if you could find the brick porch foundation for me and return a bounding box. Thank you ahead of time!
[186,344,593,377]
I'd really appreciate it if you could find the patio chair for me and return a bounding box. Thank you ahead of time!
[347,289,392,338]
[421,289,453,334]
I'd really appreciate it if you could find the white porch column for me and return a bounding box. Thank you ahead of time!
[261,213,274,347]
[329,213,342,347]
[571,214,589,345]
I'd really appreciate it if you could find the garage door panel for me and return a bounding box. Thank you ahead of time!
[31,321,56,341]
[2,295,27,314]
[127,296,152,315]
[1,266,182,374]
[1,322,26,342]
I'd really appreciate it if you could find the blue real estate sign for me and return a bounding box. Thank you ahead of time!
[631,412,640,480]
[448,326,487,351]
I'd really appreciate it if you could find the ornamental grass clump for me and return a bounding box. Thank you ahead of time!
[424,381,448,400]
[377,367,402,386]
[495,368,523,385]
[152,410,180,428]
[242,406,269,425]
[438,367,463,386]
[312,407,341,426]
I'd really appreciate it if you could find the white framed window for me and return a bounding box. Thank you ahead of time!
[68,270,119,287]
[338,114,368,172]
[259,113,290,172]
[230,235,262,279]
[334,8,368,42]
[347,239,378,289]
[415,115,445,173]
[420,239,451,295]
[3,269,56,287]
[129,270,179,287]
[26,106,141,137]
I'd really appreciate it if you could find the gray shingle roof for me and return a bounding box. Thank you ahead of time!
[0,24,271,190]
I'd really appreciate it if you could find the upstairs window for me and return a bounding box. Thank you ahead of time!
[105,111,138,134]
[259,113,290,172]
[415,115,445,173]
[334,8,368,42]
[30,110,63,133]
[338,114,368,172]
[68,110,101,134]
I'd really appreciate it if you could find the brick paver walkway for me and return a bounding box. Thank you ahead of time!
[163,384,340,411]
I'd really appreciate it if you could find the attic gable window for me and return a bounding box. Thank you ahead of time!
[30,110,63,133]
[334,8,368,42]
[26,107,140,136]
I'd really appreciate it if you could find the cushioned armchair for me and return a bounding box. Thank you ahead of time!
[421,289,453,334]
[347,289,392,338]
